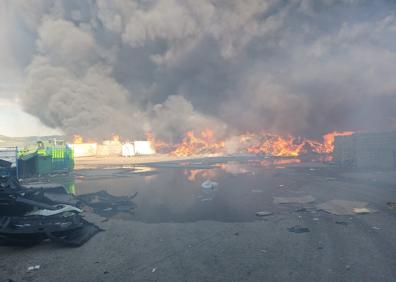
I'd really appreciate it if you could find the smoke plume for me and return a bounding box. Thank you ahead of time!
[2,0,396,140]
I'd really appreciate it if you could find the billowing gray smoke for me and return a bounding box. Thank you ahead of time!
[3,0,396,140]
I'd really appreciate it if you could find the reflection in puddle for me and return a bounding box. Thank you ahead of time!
[60,158,306,223]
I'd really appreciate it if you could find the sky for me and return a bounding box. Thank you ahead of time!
[1,0,396,140]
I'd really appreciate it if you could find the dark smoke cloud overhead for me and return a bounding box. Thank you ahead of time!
[3,0,396,140]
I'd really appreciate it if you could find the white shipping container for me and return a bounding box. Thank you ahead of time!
[122,143,135,157]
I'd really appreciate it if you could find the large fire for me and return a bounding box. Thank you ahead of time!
[171,130,225,156]
[71,130,354,158]
[151,130,354,157]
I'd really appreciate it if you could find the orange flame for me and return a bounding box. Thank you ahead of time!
[320,131,355,153]
[73,130,355,158]
[73,135,83,144]
[171,130,225,156]
[149,130,355,157]
[112,134,120,143]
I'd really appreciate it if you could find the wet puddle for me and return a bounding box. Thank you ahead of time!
[53,158,315,223]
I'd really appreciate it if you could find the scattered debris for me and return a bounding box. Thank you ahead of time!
[316,200,369,215]
[372,226,381,230]
[335,221,348,226]
[251,189,263,193]
[255,211,273,217]
[313,217,319,221]
[25,205,82,216]
[152,268,157,273]
[274,195,315,204]
[78,190,137,218]
[27,265,40,271]
[287,225,310,233]
[278,184,285,188]
[387,202,396,209]
[0,175,103,247]
[295,207,307,212]
[201,180,218,189]
[352,208,371,214]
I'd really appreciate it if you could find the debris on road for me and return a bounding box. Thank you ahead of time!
[152,268,157,273]
[352,208,371,214]
[295,207,307,212]
[78,190,137,218]
[0,174,103,247]
[335,221,348,226]
[201,180,218,189]
[287,225,310,233]
[255,211,273,217]
[251,189,263,193]
[27,265,40,271]
[274,195,315,204]
[316,200,369,215]
[387,202,396,209]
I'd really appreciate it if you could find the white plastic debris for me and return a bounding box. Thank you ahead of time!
[352,208,371,214]
[201,180,218,189]
[255,211,273,217]
[152,268,157,273]
[25,205,82,216]
[27,265,40,271]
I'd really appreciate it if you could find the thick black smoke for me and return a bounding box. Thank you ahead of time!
[3,0,396,140]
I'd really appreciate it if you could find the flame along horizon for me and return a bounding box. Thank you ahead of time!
[72,130,354,157]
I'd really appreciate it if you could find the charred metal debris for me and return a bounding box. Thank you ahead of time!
[0,164,137,247]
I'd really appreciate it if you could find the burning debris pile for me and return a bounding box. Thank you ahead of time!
[69,131,354,159]
[148,130,354,158]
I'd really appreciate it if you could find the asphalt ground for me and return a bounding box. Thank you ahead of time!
[1,161,396,281]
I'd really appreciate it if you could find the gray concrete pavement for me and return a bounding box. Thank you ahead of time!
[1,165,396,281]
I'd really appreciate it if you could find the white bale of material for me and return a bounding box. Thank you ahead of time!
[97,144,122,156]
[69,143,97,157]
[122,143,135,157]
[133,141,155,155]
